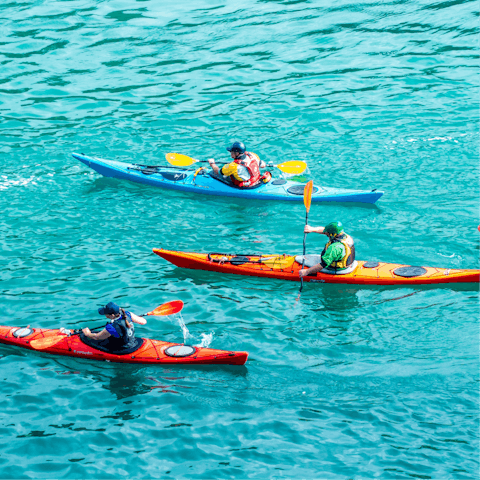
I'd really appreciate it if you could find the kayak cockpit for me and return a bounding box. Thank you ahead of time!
[79,333,145,355]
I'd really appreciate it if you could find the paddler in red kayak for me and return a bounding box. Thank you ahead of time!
[208,141,270,187]
[299,221,356,277]
[81,301,147,354]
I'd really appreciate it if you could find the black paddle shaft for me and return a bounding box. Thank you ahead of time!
[299,210,309,292]
[71,325,105,335]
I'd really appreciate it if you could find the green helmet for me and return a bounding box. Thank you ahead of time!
[324,221,344,236]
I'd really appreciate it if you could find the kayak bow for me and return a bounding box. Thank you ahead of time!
[153,248,480,286]
[72,153,383,204]
[0,325,248,366]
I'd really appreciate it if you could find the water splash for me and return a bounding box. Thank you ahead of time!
[195,332,214,348]
[170,313,214,347]
[175,312,193,345]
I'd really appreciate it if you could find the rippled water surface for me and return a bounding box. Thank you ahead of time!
[1,0,478,478]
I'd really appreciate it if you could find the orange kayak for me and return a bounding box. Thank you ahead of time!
[153,248,480,286]
[0,325,248,366]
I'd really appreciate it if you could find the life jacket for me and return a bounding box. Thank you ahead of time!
[321,233,355,270]
[105,310,137,350]
[231,152,261,187]
[80,310,138,354]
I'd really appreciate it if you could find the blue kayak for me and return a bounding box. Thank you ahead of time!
[72,153,383,204]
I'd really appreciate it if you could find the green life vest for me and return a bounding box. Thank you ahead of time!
[321,233,355,270]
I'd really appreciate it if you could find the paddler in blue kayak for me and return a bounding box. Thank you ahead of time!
[208,141,270,187]
[81,301,146,354]
[299,221,356,276]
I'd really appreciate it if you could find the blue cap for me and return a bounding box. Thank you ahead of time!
[98,302,120,316]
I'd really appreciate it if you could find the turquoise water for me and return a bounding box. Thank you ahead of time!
[1,0,479,478]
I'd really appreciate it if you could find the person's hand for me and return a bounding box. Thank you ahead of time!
[208,158,216,166]
[82,327,91,336]
[299,268,310,278]
[259,160,266,168]
[304,225,314,234]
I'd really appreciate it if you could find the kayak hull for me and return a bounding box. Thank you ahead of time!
[153,249,480,286]
[72,153,383,204]
[0,326,248,366]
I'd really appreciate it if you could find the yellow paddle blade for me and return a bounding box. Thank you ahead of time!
[275,161,307,175]
[261,256,295,269]
[165,153,197,167]
[304,180,314,212]
[30,335,66,350]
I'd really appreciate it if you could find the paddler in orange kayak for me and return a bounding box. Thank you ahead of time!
[299,221,356,277]
[208,141,270,187]
[81,301,147,354]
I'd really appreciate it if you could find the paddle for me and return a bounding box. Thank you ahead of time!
[142,300,183,316]
[30,300,184,350]
[208,253,294,269]
[299,181,314,293]
[30,326,104,350]
[165,153,307,175]
[252,256,294,268]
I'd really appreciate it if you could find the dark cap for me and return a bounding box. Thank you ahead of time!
[98,302,120,316]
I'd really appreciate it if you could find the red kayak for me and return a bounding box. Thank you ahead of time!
[0,325,248,366]
[153,248,480,286]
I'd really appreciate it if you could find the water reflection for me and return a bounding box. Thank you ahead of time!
[50,357,248,401]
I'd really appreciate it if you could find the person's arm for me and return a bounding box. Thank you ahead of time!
[208,159,220,175]
[130,312,147,325]
[299,243,345,277]
[304,225,325,234]
[299,263,325,277]
[250,152,265,168]
[82,327,111,340]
